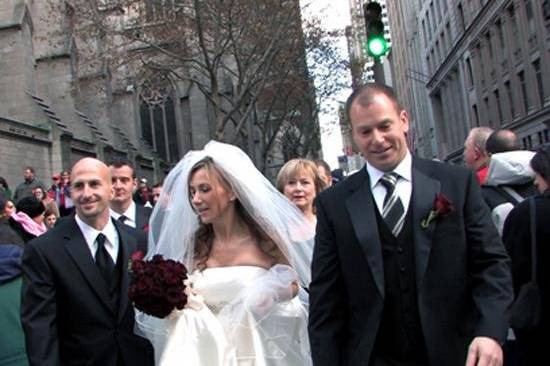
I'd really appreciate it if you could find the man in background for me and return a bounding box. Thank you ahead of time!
[13,167,45,203]
[108,157,152,232]
[463,127,493,184]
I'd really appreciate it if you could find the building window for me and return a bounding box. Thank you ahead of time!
[430,2,436,29]
[422,20,428,46]
[533,59,545,106]
[457,3,466,31]
[476,43,485,84]
[494,89,503,124]
[484,96,492,126]
[495,19,507,60]
[139,73,180,163]
[445,22,452,49]
[426,11,432,36]
[508,6,520,49]
[524,0,536,36]
[523,136,533,150]
[518,70,529,113]
[543,0,550,32]
[472,104,480,126]
[465,57,474,87]
[504,80,516,119]
[485,32,493,62]
[144,0,176,22]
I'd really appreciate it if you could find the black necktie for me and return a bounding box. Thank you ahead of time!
[379,172,406,236]
[118,215,127,224]
[95,233,114,283]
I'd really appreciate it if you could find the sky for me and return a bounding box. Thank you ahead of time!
[301,0,352,170]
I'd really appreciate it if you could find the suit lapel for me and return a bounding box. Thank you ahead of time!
[411,159,440,292]
[114,220,134,323]
[345,169,385,298]
[63,219,114,314]
[135,205,144,230]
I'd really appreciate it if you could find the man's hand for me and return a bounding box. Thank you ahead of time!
[465,337,503,366]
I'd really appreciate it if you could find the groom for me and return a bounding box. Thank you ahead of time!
[308,84,513,366]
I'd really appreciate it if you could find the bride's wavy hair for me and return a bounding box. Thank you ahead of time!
[188,157,285,271]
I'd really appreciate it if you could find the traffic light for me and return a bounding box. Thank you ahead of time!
[363,2,388,58]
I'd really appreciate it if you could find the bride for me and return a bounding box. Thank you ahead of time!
[136,141,314,365]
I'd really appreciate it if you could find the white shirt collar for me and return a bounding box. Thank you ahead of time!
[75,214,118,250]
[365,151,413,188]
[110,200,136,223]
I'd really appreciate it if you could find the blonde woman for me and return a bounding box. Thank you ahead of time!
[276,159,326,226]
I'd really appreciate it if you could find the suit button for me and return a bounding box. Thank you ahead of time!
[400,266,405,273]
[397,247,404,253]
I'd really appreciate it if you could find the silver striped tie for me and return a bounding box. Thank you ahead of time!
[380,172,406,236]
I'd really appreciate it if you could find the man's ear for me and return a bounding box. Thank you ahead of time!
[473,146,482,160]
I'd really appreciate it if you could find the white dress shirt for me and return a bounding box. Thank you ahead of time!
[110,201,137,228]
[365,152,413,215]
[75,214,120,263]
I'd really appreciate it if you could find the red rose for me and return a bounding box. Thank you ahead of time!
[433,193,453,217]
[131,251,145,261]
[421,193,454,229]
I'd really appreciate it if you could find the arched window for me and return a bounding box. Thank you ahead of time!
[139,72,179,163]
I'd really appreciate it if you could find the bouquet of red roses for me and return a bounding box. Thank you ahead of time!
[128,252,188,318]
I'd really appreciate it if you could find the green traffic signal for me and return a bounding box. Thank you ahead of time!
[366,35,388,58]
[363,2,388,58]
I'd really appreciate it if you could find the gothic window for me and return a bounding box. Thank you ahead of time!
[144,0,176,22]
[139,72,180,163]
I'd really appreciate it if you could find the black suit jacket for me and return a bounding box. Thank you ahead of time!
[135,204,152,232]
[308,158,513,366]
[21,217,154,366]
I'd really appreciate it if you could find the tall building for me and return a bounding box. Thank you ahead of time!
[385,1,438,158]
[0,0,319,187]
[388,0,549,161]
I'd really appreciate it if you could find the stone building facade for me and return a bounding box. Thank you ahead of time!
[387,0,550,161]
[0,0,318,189]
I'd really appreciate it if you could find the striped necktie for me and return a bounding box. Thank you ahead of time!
[379,172,406,236]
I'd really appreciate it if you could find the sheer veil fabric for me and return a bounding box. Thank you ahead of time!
[135,141,314,365]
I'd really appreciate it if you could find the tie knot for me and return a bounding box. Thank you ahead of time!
[96,233,107,247]
[118,215,127,224]
[380,172,399,190]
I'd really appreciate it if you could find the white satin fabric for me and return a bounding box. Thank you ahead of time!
[148,265,311,366]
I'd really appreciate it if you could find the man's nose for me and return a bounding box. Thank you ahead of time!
[371,129,384,144]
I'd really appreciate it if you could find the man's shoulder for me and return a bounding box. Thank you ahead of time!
[318,168,367,202]
[414,157,471,181]
[136,203,153,215]
[28,217,76,250]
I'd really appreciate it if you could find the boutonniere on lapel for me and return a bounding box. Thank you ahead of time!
[420,193,454,229]
[142,224,150,233]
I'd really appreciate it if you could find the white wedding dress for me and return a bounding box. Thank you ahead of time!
[143,265,311,366]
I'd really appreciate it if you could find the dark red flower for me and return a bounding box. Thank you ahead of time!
[131,251,145,261]
[421,193,454,229]
[433,193,453,217]
[128,254,188,318]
